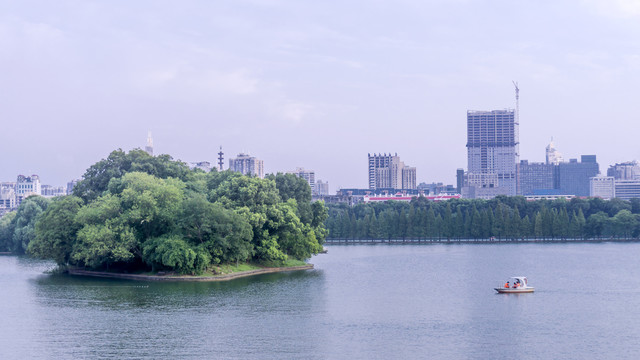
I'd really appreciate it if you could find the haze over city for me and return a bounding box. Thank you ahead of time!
[2,0,640,188]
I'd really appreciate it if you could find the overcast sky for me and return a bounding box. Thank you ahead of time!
[2,0,640,190]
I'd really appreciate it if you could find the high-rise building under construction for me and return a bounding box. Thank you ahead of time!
[464,109,519,198]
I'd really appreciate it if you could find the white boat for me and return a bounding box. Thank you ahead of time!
[494,276,534,293]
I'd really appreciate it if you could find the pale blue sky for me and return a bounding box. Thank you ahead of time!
[2,0,640,189]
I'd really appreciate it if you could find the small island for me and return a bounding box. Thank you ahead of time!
[0,149,327,279]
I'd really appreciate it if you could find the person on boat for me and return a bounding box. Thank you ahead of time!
[504,281,510,288]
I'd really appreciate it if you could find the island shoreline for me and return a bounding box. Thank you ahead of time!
[67,264,314,282]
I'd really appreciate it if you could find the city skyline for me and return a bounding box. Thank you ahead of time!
[2,128,639,190]
[2,1,640,188]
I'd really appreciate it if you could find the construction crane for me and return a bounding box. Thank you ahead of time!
[512,81,519,125]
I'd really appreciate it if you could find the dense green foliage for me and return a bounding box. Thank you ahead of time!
[0,196,50,253]
[326,196,640,240]
[72,148,192,203]
[1,149,326,274]
[0,211,17,252]
[28,196,83,264]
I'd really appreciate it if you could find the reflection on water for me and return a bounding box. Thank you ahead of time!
[2,243,640,359]
[34,270,324,312]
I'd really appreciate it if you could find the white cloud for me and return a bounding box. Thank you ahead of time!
[0,17,68,58]
[614,0,640,15]
[217,70,259,94]
[583,0,640,18]
[281,102,314,124]
[134,66,259,100]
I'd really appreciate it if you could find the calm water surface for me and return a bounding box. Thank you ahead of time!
[2,243,640,359]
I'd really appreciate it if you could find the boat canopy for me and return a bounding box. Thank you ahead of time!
[509,277,528,286]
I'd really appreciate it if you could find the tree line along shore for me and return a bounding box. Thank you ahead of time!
[0,149,327,276]
[325,196,640,241]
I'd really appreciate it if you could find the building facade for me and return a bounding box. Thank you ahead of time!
[557,156,599,197]
[367,153,416,190]
[1,176,67,214]
[590,176,615,199]
[614,180,640,200]
[315,180,329,196]
[16,175,41,199]
[464,109,519,197]
[456,168,464,194]
[67,179,79,195]
[229,153,264,178]
[401,166,417,190]
[41,185,66,198]
[417,182,457,195]
[519,160,556,196]
[0,184,16,216]
[607,161,640,180]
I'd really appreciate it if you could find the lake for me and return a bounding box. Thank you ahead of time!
[2,242,640,359]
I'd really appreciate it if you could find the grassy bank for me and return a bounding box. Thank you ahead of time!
[67,260,313,282]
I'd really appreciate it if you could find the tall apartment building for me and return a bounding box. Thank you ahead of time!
[367,153,416,190]
[288,167,316,193]
[464,109,518,198]
[607,161,640,180]
[402,166,417,190]
[229,153,264,179]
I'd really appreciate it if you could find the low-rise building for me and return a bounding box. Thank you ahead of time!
[590,176,615,199]
[364,194,461,203]
[614,179,640,200]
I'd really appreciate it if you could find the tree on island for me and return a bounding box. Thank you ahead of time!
[23,149,327,275]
